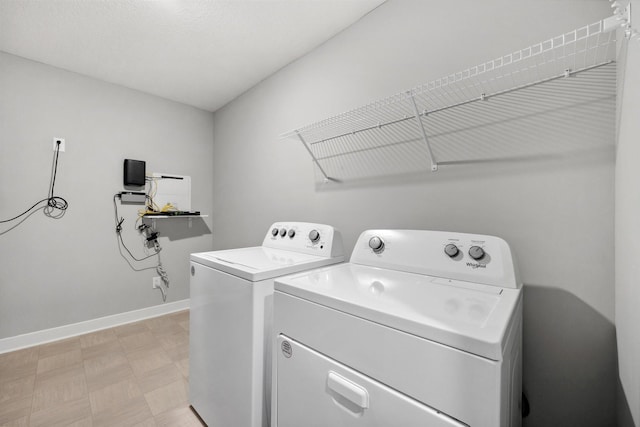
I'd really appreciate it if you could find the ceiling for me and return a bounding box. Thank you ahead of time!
[0,0,385,112]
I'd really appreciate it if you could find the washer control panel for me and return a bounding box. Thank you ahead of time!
[263,222,344,258]
[351,229,519,289]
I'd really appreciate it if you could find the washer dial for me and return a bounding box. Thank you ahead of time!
[288,229,296,238]
[308,230,320,243]
[279,228,287,237]
[368,236,385,254]
[468,246,485,260]
[444,243,459,258]
[271,228,279,237]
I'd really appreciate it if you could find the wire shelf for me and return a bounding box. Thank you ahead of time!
[282,18,618,183]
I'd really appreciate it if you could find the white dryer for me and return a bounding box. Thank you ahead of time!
[189,222,344,427]
[273,229,522,427]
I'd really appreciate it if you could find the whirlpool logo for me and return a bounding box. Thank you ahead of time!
[466,262,487,269]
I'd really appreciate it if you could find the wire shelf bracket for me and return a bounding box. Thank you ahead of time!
[606,1,636,41]
[408,93,438,171]
[295,130,335,183]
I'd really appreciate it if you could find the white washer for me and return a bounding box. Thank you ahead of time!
[189,222,344,427]
[273,229,522,427]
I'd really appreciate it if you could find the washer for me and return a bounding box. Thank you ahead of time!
[189,222,344,427]
[272,229,522,427]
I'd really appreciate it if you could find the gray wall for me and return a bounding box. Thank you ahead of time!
[0,52,214,338]
[616,0,640,425]
[212,1,616,426]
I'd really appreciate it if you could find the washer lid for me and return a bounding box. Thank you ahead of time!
[191,247,343,281]
[275,263,522,360]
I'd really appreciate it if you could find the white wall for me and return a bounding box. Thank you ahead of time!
[615,0,640,425]
[212,1,616,426]
[0,52,214,339]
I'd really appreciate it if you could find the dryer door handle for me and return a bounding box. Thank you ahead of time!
[327,371,369,409]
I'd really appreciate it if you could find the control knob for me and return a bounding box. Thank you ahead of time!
[271,228,279,237]
[444,243,459,258]
[369,236,385,254]
[288,229,296,238]
[279,228,287,237]
[468,246,485,260]
[308,230,320,243]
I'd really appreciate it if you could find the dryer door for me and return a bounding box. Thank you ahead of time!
[275,335,465,427]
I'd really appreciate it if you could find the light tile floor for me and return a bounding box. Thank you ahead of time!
[0,310,204,427]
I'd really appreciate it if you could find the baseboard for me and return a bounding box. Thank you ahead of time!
[0,299,190,354]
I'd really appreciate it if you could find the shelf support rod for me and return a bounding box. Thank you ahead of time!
[408,93,438,172]
[295,130,333,182]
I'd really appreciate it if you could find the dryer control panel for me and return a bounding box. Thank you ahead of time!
[263,222,344,259]
[351,229,519,289]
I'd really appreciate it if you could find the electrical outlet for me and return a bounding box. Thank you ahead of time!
[53,138,65,152]
[152,276,162,288]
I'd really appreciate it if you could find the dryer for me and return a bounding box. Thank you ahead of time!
[272,229,522,427]
[189,222,344,427]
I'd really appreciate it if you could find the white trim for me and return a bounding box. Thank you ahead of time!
[0,299,190,354]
